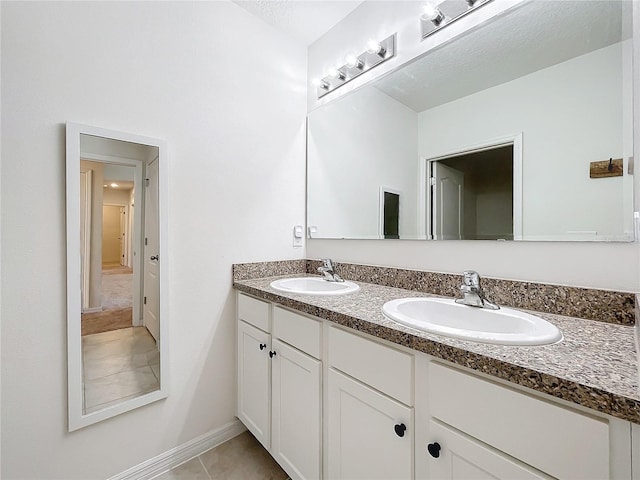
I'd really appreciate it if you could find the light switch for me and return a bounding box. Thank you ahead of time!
[293,225,303,247]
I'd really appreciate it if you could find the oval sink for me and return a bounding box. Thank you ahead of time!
[382,297,562,346]
[270,277,360,296]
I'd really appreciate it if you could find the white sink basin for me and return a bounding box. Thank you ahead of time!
[270,277,360,295]
[382,297,562,346]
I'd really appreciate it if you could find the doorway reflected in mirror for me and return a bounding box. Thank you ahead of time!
[78,159,160,414]
[429,144,514,241]
[81,163,136,336]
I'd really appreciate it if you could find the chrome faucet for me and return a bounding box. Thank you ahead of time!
[455,270,499,310]
[318,258,344,282]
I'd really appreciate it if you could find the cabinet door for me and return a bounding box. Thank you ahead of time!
[237,320,271,449]
[427,420,551,479]
[271,339,321,480]
[327,369,413,480]
[429,362,610,479]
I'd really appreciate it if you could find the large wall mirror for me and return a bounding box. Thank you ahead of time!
[66,122,168,431]
[308,0,634,241]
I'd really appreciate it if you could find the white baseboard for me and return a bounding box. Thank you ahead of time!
[108,419,246,480]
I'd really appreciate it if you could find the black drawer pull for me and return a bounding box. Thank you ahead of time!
[394,423,406,437]
[259,343,266,350]
[427,442,441,458]
[269,350,276,358]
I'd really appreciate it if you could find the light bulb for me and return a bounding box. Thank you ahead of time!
[421,2,445,25]
[422,2,438,19]
[312,78,329,90]
[366,39,382,54]
[327,66,346,80]
[366,39,386,57]
[345,53,363,69]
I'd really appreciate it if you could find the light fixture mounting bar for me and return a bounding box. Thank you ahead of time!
[315,34,396,99]
[421,0,492,39]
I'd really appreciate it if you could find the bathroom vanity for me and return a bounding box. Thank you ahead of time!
[234,265,639,480]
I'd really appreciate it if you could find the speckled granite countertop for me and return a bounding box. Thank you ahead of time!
[234,274,640,425]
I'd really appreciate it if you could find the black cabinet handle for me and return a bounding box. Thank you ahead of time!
[269,351,276,358]
[259,343,266,350]
[427,442,441,458]
[394,423,406,437]
[150,255,159,261]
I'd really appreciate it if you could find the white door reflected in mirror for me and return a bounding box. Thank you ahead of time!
[143,157,160,342]
[66,122,168,431]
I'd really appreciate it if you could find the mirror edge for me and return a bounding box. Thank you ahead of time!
[65,121,169,431]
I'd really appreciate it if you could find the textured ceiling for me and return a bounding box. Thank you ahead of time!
[232,0,365,45]
[374,0,631,112]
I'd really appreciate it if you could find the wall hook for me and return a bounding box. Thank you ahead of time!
[589,157,623,178]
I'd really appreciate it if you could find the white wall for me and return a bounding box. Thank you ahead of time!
[419,42,631,241]
[1,2,306,479]
[307,0,640,291]
[307,86,418,238]
[103,188,132,206]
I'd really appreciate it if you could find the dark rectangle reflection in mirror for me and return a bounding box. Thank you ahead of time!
[384,192,400,239]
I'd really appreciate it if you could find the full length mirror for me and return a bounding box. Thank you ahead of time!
[308,0,634,241]
[66,123,168,431]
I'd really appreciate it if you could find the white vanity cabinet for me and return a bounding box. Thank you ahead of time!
[237,290,635,480]
[237,293,322,480]
[422,361,632,480]
[326,326,415,480]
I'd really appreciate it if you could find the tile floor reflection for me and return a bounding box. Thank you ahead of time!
[82,326,160,414]
[154,431,289,480]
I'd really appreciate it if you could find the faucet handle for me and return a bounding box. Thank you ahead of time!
[462,270,480,287]
[321,258,334,270]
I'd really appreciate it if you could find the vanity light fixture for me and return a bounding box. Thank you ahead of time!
[312,33,396,99]
[421,0,491,39]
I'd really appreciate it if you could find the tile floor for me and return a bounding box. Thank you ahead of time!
[154,431,289,480]
[82,326,160,414]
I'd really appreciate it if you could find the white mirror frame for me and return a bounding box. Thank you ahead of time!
[66,122,169,431]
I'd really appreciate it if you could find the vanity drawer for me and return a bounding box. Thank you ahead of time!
[329,326,413,405]
[429,362,610,479]
[273,306,321,359]
[237,293,270,332]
